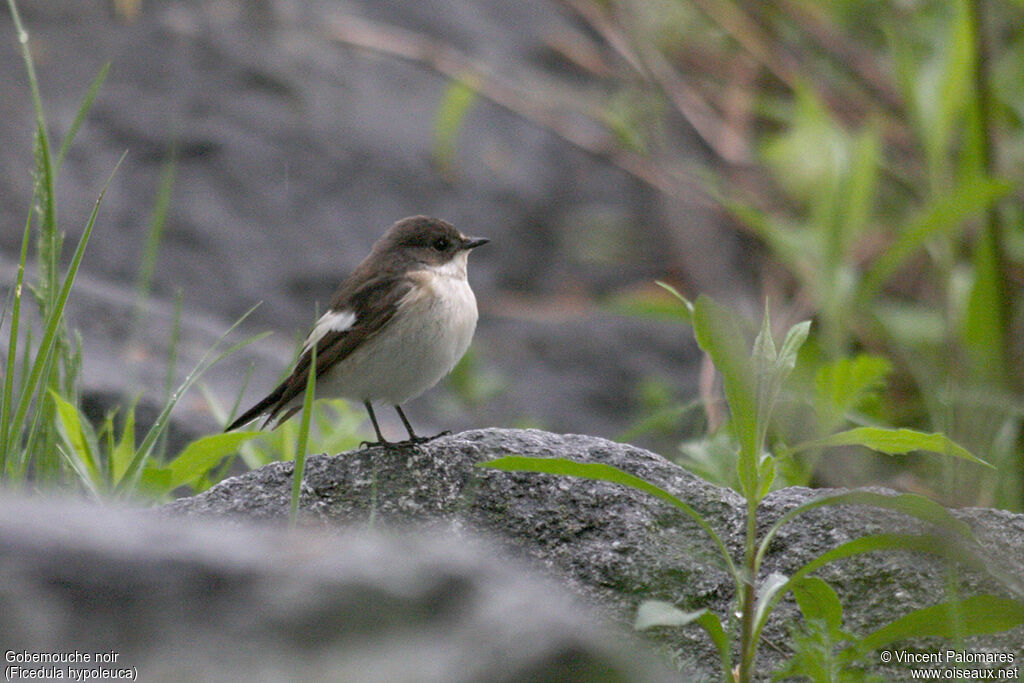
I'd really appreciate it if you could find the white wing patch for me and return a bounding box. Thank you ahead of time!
[303,309,356,351]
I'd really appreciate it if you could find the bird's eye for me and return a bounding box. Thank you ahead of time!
[432,237,450,251]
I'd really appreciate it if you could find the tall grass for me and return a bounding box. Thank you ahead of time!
[0,0,267,499]
[0,0,117,483]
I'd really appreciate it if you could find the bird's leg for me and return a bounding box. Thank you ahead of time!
[394,405,450,445]
[360,401,393,448]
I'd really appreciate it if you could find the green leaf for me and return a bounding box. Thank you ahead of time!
[760,84,845,203]
[693,295,758,497]
[778,321,811,374]
[752,533,988,649]
[813,355,891,429]
[479,455,738,580]
[792,577,844,634]
[795,427,991,467]
[757,453,776,500]
[654,280,694,324]
[50,391,100,484]
[907,1,972,186]
[139,466,172,495]
[755,490,978,573]
[164,431,261,491]
[753,304,777,368]
[635,600,707,630]
[110,406,136,482]
[837,125,881,254]
[874,303,946,349]
[857,595,1024,655]
[635,601,731,677]
[753,572,789,636]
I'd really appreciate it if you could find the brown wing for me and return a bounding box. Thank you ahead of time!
[224,275,412,430]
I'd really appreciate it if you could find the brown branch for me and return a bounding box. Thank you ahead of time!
[688,0,803,89]
[777,0,902,112]
[563,0,753,164]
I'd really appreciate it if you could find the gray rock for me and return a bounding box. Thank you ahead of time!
[0,0,744,450]
[166,428,1024,681]
[0,494,678,683]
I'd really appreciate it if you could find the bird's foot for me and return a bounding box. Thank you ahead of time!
[405,430,450,446]
[359,439,400,450]
[360,431,451,449]
[400,430,452,447]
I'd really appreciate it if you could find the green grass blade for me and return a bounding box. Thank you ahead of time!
[0,205,33,471]
[113,305,262,496]
[3,152,126,459]
[8,0,57,253]
[55,62,110,173]
[963,225,1007,383]
[54,443,103,500]
[433,76,479,172]
[479,455,739,581]
[290,342,317,526]
[135,152,177,309]
[7,0,50,156]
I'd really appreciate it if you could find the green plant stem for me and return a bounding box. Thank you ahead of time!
[0,209,33,472]
[965,0,1020,508]
[290,342,316,527]
[966,0,1012,383]
[737,499,758,683]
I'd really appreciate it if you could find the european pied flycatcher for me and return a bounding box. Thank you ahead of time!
[225,216,488,445]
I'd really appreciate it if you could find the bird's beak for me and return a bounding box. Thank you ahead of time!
[462,236,489,250]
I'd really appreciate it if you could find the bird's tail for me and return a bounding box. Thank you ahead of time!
[224,384,287,432]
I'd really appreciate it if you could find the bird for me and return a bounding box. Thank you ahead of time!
[224,215,488,446]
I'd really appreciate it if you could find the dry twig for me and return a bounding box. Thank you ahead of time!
[324,12,708,204]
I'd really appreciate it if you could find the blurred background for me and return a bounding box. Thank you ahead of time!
[1,0,1022,509]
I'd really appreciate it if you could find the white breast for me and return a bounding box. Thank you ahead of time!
[317,252,478,405]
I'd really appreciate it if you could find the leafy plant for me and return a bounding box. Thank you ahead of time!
[481,293,1019,682]
[612,0,1023,510]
